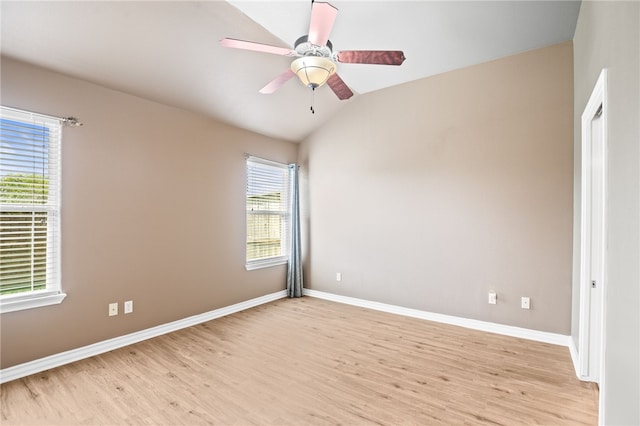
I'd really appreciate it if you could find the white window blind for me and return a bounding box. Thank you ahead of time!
[0,106,64,313]
[246,156,289,270]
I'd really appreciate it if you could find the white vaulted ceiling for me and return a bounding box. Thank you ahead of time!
[0,1,580,142]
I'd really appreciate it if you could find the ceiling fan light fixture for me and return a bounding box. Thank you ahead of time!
[291,56,336,89]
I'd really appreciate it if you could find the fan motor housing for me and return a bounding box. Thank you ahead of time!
[294,35,333,58]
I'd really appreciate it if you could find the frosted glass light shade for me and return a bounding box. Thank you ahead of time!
[291,57,336,89]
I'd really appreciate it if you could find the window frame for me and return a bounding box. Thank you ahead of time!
[245,156,290,271]
[0,106,66,314]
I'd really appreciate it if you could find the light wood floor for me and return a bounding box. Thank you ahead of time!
[1,297,598,425]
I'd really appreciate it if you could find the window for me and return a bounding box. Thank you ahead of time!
[0,106,65,313]
[246,156,290,270]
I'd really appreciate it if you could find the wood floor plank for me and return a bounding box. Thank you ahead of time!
[1,297,598,425]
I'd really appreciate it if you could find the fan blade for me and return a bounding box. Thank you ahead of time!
[327,73,353,100]
[259,69,296,94]
[308,2,338,46]
[337,50,406,65]
[220,38,296,57]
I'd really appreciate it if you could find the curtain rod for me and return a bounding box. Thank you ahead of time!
[244,154,301,169]
[61,117,83,127]
[2,106,83,127]
[244,153,288,167]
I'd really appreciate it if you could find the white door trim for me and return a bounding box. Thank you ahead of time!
[578,68,608,422]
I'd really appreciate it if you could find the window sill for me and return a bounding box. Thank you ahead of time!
[245,257,288,271]
[0,291,67,314]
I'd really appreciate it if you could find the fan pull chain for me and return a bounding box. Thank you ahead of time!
[310,87,315,114]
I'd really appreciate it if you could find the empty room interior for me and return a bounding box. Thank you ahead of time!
[0,1,638,425]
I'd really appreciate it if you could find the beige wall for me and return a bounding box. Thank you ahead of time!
[572,2,640,424]
[0,57,297,369]
[299,42,574,334]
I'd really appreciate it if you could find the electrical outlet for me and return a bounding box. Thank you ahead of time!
[336,272,342,282]
[521,297,531,310]
[488,291,497,304]
[124,300,133,314]
[108,302,118,316]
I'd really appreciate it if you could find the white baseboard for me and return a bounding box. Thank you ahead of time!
[2,289,577,385]
[568,337,581,378]
[303,289,572,347]
[0,290,287,384]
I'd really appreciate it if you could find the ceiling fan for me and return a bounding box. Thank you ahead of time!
[220,1,406,102]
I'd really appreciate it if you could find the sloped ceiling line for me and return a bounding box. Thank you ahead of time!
[0,1,580,142]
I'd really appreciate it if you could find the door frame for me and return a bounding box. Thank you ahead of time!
[578,68,608,417]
